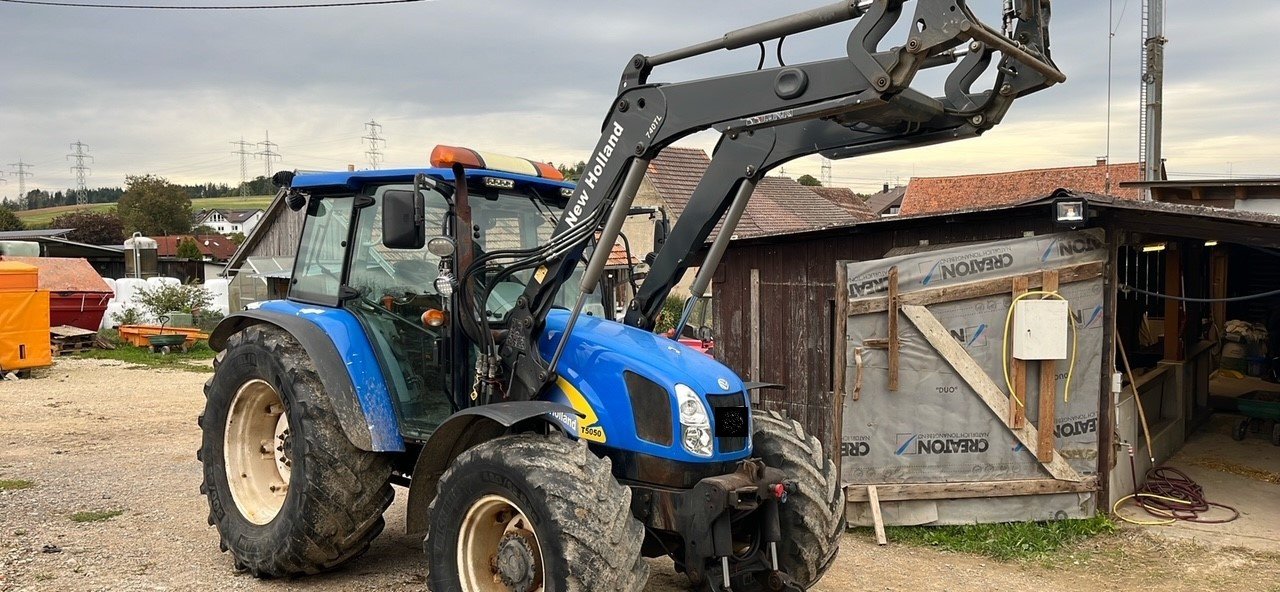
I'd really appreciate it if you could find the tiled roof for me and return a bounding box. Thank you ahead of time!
[809,186,875,220]
[153,234,239,261]
[901,162,1144,216]
[194,209,261,224]
[646,147,866,240]
[864,185,907,216]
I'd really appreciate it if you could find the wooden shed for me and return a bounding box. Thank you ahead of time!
[711,193,1280,524]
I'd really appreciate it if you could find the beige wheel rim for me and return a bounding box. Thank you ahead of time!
[224,379,291,526]
[457,494,544,592]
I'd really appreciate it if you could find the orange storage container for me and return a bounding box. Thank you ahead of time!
[0,290,53,372]
[0,261,39,292]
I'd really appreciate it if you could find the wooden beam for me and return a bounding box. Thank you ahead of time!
[1011,276,1029,430]
[888,266,900,392]
[845,477,1098,503]
[749,268,761,402]
[900,304,1083,482]
[1163,245,1182,361]
[846,261,1105,316]
[833,263,850,484]
[1038,270,1060,463]
[867,485,888,545]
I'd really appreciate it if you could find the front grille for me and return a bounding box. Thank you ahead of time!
[708,392,749,453]
[626,372,673,446]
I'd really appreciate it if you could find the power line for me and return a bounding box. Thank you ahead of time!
[0,0,425,9]
[66,141,94,205]
[7,161,34,205]
[230,138,253,196]
[256,130,281,180]
[363,119,385,170]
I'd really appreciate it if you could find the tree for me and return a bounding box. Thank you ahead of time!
[557,161,587,182]
[0,206,24,232]
[227,232,247,246]
[176,237,203,260]
[797,174,823,187]
[50,209,126,245]
[118,174,193,236]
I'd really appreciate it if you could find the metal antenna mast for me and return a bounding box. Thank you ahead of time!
[67,141,94,205]
[8,161,33,206]
[231,138,253,196]
[1139,0,1166,192]
[363,120,386,169]
[256,131,281,181]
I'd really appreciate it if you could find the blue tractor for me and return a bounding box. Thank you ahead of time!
[199,2,1061,589]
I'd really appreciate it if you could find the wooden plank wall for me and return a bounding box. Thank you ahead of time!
[711,213,1060,454]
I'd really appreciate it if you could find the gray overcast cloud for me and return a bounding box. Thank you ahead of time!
[1,0,1277,198]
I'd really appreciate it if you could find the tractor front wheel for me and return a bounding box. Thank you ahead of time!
[425,434,649,591]
[750,409,845,588]
[198,324,393,577]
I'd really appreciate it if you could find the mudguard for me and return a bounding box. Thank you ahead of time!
[405,401,581,534]
[208,300,405,452]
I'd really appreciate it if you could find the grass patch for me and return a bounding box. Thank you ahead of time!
[0,479,35,491]
[871,515,1117,561]
[70,509,124,523]
[77,341,215,372]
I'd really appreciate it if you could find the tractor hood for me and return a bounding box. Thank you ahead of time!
[538,310,744,397]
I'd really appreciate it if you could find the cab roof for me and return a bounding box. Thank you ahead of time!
[290,167,575,193]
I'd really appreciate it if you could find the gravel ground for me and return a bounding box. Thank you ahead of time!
[2,358,1278,591]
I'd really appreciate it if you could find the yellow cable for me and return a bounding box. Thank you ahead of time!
[1001,291,1078,409]
[1111,493,1196,526]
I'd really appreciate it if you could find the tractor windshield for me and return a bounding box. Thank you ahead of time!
[470,190,607,321]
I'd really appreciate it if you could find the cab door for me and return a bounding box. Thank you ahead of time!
[343,184,454,440]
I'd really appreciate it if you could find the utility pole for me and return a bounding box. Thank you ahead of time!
[363,120,386,169]
[67,141,94,205]
[820,158,832,186]
[8,161,33,207]
[1139,0,1166,193]
[231,138,253,197]
[256,131,281,181]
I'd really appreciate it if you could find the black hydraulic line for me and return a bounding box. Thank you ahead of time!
[1119,284,1280,303]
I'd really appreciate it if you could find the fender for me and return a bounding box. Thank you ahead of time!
[405,401,580,535]
[209,302,405,452]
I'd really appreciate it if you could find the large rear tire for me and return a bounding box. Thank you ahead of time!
[198,324,394,577]
[751,409,844,588]
[425,433,649,591]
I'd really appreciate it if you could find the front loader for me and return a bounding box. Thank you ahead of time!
[198,1,1063,590]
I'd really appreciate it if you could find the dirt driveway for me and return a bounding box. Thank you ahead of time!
[2,358,1277,591]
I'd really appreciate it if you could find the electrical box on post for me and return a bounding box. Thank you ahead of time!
[1012,300,1069,360]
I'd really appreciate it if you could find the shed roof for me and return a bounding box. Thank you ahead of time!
[0,228,72,240]
[863,185,907,216]
[809,186,875,219]
[0,256,111,293]
[901,162,1144,216]
[153,235,238,261]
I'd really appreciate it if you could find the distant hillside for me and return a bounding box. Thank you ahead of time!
[16,195,274,228]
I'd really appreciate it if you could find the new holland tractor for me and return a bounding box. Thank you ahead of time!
[198,1,1061,589]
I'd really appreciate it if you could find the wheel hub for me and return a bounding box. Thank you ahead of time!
[496,530,538,591]
[223,379,291,525]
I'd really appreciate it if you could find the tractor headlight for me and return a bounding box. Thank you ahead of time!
[675,383,713,458]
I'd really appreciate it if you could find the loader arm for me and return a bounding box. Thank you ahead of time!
[480,0,1062,401]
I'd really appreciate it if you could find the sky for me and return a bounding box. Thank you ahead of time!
[1,0,1278,201]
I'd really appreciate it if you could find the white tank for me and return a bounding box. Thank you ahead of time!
[123,235,159,278]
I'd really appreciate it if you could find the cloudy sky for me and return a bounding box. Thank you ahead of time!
[1,0,1277,200]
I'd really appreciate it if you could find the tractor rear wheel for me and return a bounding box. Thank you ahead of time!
[198,324,393,577]
[425,434,649,591]
[750,409,844,588]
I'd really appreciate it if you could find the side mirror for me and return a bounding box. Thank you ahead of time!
[382,190,425,249]
[653,216,670,253]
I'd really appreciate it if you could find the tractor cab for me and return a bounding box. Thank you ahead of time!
[283,147,604,440]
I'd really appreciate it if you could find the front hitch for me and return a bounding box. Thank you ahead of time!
[630,459,803,591]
